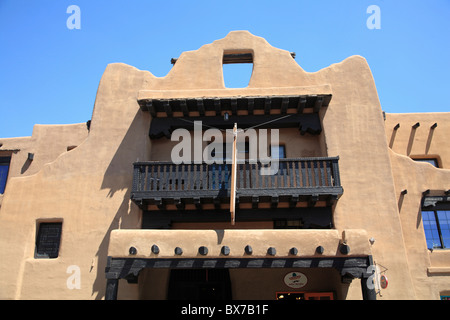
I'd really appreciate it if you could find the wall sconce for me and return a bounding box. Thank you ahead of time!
[224,112,229,121]
[401,189,408,195]
[198,246,208,255]
[245,245,253,255]
[412,122,420,129]
[394,123,400,130]
[431,123,437,129]
[28,153,34,161]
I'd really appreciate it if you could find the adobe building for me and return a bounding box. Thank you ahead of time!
[0,31,449,300]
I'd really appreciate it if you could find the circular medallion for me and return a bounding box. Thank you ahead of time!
[284,272,308,289]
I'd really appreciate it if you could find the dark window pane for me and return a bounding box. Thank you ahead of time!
[35,222,62,259]
[422,211,441,249]
[0,157,11,194]
[438,210,450,248]
[0,165,9,194]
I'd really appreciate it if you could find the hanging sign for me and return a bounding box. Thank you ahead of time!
[284,272,308,289]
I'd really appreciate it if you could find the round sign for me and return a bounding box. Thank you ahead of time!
[284,272,308,289]
[380,275,388,289]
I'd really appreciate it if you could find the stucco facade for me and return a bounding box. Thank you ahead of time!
[0,31,449,300]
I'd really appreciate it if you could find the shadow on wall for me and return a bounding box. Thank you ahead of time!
[91,110,151,299]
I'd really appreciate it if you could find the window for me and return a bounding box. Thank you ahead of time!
[222,51,253,88]
[270,145,286,171]
[422,210,450,249]
[35,222,62,258]
[413,158,439,168]
[0,156,11,194]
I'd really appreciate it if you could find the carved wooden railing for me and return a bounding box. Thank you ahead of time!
[131,157,342,206]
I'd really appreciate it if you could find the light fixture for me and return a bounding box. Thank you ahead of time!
[224,112,229,121]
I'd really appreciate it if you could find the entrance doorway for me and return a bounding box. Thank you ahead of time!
[168,269,232,300]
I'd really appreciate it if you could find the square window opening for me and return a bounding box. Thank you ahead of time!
[35,221,62,259]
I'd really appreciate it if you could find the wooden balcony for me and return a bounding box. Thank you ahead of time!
[130,157,343,209]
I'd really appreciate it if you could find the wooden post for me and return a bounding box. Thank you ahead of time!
[230,123,237,225]
[105,279,119,300]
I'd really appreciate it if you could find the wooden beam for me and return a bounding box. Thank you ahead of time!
[264,98,271,115]
[196,99,205,116]
[281,97,289,114]
[146,100,156,117]
[214,99,221,116]
[313,96,323,113]
[247,98,254,115]
[163,100,172,117]
[180,100,189,117]
[297,96,306,114]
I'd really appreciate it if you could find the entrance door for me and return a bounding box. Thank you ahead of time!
[168,269,232,300]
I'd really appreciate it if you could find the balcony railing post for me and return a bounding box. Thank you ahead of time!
[331,157,341,187]
[132,164,141,192]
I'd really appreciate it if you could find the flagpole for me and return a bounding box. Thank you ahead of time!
[230,123,237,225]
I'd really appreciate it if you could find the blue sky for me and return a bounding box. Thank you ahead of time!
[0,0,449,138]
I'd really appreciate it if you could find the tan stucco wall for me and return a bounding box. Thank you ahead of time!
[0,31,448,300]
[385,112,450,169]
[389,150,450,299]
[0,63,151,299]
